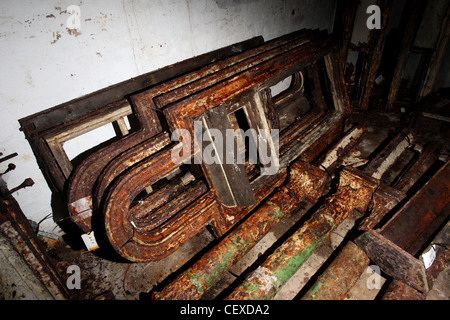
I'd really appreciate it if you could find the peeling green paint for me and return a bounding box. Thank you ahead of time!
[230,212,336,299]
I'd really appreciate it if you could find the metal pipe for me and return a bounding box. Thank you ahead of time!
[152,160,328,299]
[301,242,370,300]
[305,142,445,300]
[225,167,378,300]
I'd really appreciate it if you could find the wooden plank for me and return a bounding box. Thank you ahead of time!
[44,102,132,144]
[385,0,426,110]
[201,106,256,208]
[358,0,393,110]
[417,3,450,100]
[333,0,359,66]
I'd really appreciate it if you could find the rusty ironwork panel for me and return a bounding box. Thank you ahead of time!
[153,31,327,110]
[66,116,162,233]
[102,147,214,262]
[163,35,334,139]
[66,32,295,231]
[301,242,370,300]
[226,167,378,300]
[69,29,332,233]
[65,29,350,264]
[152,160,328,300]
[355,230,429,292]
[19,36,265,194]
[69,133,171,232]
[379,161,449,254]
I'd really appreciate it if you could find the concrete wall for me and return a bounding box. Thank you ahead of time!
[0,0,337,236]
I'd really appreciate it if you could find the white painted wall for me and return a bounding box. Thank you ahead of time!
[0,0,336,236]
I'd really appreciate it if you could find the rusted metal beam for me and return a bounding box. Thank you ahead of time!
[332,0,359,66]
[357,0,393,111]
[363,128,414,180]
[385,0,426,110]
[358,184,405,231]
[296,131,437,300]
[392,141,441,193]
[381,219,450,300]
[355,229,429,292]
[355,162,449,292]
[308,146,446,300]
[226,167,378,300]
[317,124,367,173]
[379,161,449,254]
[152,160,327,300]
[301,241,370,300]
[359,140,441,231]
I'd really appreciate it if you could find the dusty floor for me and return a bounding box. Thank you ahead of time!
[2,107,449,301]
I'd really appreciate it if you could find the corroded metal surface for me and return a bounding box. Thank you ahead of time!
[226,212,336,300]
[355,230,429,292]
[226,167,378,300]
[363,129,414,180]
[152,160,328,300]
[382,220,450,300]
[379,161,449,254]
[392,141,441,192]
[97,30,351,262]
[67,29,325,232]
[318,125,367,173]
[301,242,370,300]
[0,181,70,300]
[93,133,172,209]
[358,184,405,231]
